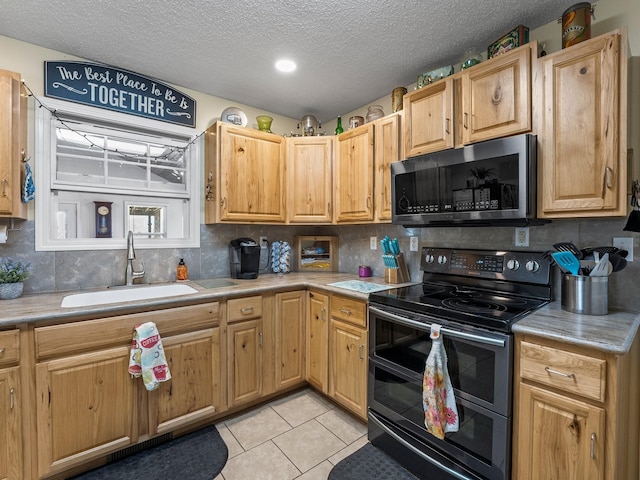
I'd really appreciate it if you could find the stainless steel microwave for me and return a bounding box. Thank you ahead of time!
[392,134,545,227]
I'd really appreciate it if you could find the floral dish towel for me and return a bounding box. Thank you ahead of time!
[423,323,459,439]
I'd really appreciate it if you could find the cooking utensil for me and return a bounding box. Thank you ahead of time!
[553,242,583,259]
[589,253,610,277]
[551,251,581,275]
[608,253,627,272]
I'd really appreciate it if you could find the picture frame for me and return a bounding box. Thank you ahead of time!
[487,25,529,59]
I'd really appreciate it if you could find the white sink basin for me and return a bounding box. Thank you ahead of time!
[61,284,198,308]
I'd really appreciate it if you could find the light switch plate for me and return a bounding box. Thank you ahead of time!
[370,236,377,250]
[410,236,419,251]
[515,227,529,247]
[613,237,633,261]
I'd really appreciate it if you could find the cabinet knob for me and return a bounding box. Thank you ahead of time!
[0,347,5,354]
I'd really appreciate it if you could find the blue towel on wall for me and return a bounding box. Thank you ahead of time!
[22,162,35,203]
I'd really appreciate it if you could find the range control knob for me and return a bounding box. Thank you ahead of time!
[437,255,448,265]
[525,260,540,272]
[424,254,435,263]
[506,259,520,270]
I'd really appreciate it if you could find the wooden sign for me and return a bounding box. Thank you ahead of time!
[45,61,196,128]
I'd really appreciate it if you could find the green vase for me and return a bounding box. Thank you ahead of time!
[0,282,23,300]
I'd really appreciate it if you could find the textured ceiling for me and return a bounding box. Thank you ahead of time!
[0,0,570,123]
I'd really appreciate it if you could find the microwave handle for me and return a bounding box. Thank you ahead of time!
[369,306,505,348]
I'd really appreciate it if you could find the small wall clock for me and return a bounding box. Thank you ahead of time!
[94,201,113,238]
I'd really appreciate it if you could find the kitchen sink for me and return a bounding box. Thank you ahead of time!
[60,283,198,308]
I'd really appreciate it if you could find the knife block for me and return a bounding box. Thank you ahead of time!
[385,253,410,283]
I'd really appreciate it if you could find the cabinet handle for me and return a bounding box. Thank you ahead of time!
[590,433,596,459]
[1,179,6,197]
[321,308,326,321]
[366,196,372,209]
[240,307,254,314]
[259,332,263,347]
[445,118,450,134]
[604,167,613,189]
[463,113,468,129]
[340,308,352,316]
[10,388,14,410]
[359,345,365,360]
[220,197,227,208]
[544,366,576,379]
[0,347,5,354]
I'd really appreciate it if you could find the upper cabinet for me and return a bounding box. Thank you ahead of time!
[374,112,402,222]
[537,30,627,218]
[286,136,334,224]
[460,43,533,144]
[204,121,285,224]
[335,123,375,223]
[404,77,454,156]
[0,69,28,219]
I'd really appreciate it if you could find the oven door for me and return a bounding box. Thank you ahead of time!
[368,305,513,480]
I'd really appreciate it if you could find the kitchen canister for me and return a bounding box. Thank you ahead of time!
[391,87,407,112]
[562,2,593,49]
[561,274,608,315]
[358,265,372,277]
[349,116,364,129]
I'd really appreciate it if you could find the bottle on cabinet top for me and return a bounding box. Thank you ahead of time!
[335,116,344,135]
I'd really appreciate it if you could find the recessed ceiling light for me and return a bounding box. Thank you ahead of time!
[275,59,296,73]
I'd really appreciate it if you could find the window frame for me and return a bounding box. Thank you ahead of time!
[35,98,201,251]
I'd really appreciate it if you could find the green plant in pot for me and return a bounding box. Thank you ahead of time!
[0,257,31,300]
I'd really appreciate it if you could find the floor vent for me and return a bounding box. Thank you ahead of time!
[107,432,174,463]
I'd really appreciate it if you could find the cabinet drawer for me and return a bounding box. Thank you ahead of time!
[520,341,606,402]
[227,296,263,322]
[331,295,367,328]
[0,329,19,367]
[35,302,219,359]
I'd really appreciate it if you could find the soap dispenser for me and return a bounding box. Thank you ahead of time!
[176,258,188,281]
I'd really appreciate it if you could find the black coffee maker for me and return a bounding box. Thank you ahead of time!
[229,238,261,279]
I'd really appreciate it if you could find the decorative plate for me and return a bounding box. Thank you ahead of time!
[220,107,247,127]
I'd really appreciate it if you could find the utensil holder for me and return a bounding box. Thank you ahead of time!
[561,274,608,315]
[384,254,410,284]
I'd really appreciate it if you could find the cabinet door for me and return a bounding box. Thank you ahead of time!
[538,32,625,217]
[0,70,27,219]
[517,383,605,480]
[374,113,401,222]
[335,124,374,223]
[286,136,333,223]
[150,327,222,435]
[403,78,454,156]
[227,319,263,407]
[329,319,367,419]
[218,123,285,223]
[0,367,21,480]
[306,291,329,393]
[35,347,136,477]
[461,45,531,144]
[275,291,305,390]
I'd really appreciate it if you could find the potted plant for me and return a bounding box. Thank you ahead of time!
[0,257,31,300]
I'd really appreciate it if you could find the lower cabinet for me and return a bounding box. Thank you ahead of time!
[328,295,368,420]
[0,329,21,480]
[33,303,221,479]
[514,333,640,480]
[306,290,329,393]
[274,291,306,391]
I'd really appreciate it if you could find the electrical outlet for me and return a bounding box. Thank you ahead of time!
[370,236,377,250]
[515,227,529,247]
[410,236,419,251]
[259,236,268,248]
[613,237,633,261]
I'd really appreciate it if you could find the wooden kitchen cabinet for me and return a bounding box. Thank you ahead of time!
[0,329,22,480]
[403,77,455,157]
[204,121,285,224]
[537,29,627,218]
[374,112,402,222]
[286,136,334,223]
[227,295,264,407]
[335,123,375,223]
[513,333,640,480]
[329,294,368,420]
[460,42,533,145]
[0,69,28,219]
[306,290,329,393]
[34,302,221,478]
[274,291,306,391]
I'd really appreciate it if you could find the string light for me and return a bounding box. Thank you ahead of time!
[21,79,205,163]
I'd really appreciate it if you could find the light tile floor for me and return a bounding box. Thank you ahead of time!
[214,388,369,480]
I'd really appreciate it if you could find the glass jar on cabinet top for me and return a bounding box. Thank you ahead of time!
[366,105,385,122]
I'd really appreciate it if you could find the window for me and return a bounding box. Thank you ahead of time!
[35,98,200,251]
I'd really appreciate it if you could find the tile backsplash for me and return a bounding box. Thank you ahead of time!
[2,218,638,312]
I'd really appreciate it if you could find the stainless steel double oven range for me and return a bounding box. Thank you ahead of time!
[368,247,553,480]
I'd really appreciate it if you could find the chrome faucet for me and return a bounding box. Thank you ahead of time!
[125,231,145,286]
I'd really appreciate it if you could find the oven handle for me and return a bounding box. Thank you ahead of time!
[368,410,476,480]
[369,306,505,348]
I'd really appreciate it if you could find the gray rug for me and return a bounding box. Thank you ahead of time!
[329,443,418,480]
[69,425,228,480]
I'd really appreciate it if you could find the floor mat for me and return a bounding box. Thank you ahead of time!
[329,443,419,480]
[69,425,228,480]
